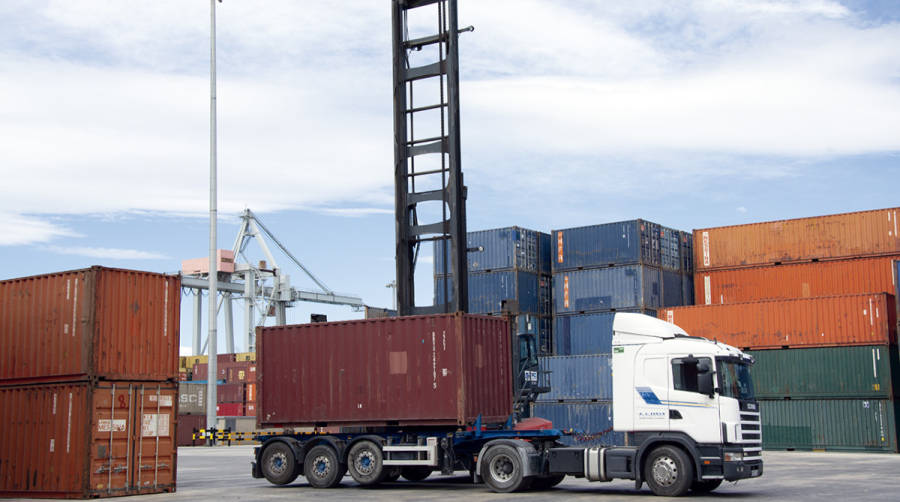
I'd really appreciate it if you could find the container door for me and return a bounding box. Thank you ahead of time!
[89,383,135,496]
[132,384,177,493]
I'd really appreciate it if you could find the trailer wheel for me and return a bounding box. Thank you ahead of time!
[691,479,723,493]
[347,440,385,486]
[400,466,432,482]
[260,442,299,485]
[529,473,565,490]
[644,445,693,497]
[304,445,343,488]
[481,444,532,493]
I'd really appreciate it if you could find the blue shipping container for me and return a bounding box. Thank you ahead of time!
[436,270,550,315]
[434,226,552,275]
[552,220,692,273]
[554,310,656,356]
[531,401,624,447]
[537,354,612,401]
[552,265,656,313]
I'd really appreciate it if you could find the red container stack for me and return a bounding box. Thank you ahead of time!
[0,267,180,498]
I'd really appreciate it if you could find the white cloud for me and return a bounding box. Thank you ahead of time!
[737,206,748,213]
[0,213,81,245]
[45,245,169,260]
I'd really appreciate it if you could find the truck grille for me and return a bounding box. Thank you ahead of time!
[738,409,762,460]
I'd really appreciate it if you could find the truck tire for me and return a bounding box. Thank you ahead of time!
[480,444,532,493]
[347,440,385,486]
[529,473,565,490]
[644,445,694,497]
[691,479,723,493]
[400,466,432,482]
[260,442,299,485]
[304,445,344,488]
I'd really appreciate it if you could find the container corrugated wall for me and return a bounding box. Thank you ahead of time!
[659,293,897,350]
[257,313,512,428]
[537,355,612,401]
[749,346,900,399]
[554,265,673,313]
[0,381,177,498]
[760,398,898,452]
[552,220,692,273]
[695,207,900,271]
[434,226,552,275]
[696,256,900,305]
[531,401,623,447]
[436,270,550,315]
[553,310,656,355]
[0,267,181,384]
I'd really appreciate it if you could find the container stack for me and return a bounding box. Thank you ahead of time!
[434,227,553,352]
[0,266,180,498]
[659,207,900,452]
[176,352,259,446]
[551,220,693,355]
[531,220,693,446]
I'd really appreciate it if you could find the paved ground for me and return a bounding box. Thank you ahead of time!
[10,446,900,500]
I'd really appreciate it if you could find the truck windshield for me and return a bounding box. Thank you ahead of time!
[717,359,755,401]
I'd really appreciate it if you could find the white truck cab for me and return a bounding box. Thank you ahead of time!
[610,313,763,492]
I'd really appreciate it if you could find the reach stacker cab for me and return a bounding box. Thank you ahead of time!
[251,313,763,496]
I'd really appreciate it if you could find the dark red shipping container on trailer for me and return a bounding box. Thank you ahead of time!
[0,266,181,384]
[176,414,207,447]
[0,381,177,498]
[257,313,513,428]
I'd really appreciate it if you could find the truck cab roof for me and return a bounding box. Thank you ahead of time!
[613,313,750,361]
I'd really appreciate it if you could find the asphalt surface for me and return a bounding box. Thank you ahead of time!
[9,446,900,500]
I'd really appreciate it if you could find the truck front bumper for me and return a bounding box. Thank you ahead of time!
[724,459,763,481]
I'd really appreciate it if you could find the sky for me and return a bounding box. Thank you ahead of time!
[1,1,899,354]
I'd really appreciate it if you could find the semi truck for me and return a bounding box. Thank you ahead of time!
[250,313,762,496]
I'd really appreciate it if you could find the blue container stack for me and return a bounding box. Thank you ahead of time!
[434,227,553,352]
[531,219,694,446]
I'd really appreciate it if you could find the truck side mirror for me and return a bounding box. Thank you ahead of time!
[698,371,714,398]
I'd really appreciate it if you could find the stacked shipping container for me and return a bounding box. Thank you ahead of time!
[435,227,553,352]
[660,207,900,452]
[0,266,180,498]
[530,220,692,447]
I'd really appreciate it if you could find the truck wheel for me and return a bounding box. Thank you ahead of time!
[347,440,385,486]
[400,466,432,482]
[691,479,723,493]
[529,473,565,490]
[304,445,343,488]
[481,444,532,493]
[644,445,693,497]
[260,442,299,485]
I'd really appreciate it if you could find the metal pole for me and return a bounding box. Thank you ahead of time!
[192,293,202,354]
[206,0,219,441]
[224,293,234,353]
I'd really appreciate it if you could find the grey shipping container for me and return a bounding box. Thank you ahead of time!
[552,220,692,273]
[178,382,207,415]
[553,265,689,314]
[434,226,552,275]
[531,401,624,448]
[748,346,900,399]
[554,310,657,356]
[760,398,899,452]
[436,270,550,316]
[537,355,612,402]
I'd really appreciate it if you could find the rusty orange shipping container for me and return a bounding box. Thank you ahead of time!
[0,267,180,384]
[696,256,900,305]
[0,381,177,499]
[257,313,512,428]
[659,293,896,350]
[695,207,900,271]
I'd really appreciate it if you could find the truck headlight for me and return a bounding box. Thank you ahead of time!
[724,452,743,462]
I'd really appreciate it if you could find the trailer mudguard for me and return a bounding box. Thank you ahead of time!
[473,439,542,483]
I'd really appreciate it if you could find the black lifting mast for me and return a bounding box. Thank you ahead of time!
[392,0,471,315]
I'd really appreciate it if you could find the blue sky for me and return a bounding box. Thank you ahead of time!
[1,1,898,353]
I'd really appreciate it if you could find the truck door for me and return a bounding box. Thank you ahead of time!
[668,356,721,443]
[633,356,670,431]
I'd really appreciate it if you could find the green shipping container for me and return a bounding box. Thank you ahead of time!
[748,346,900,399]
[760,398,899,452]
